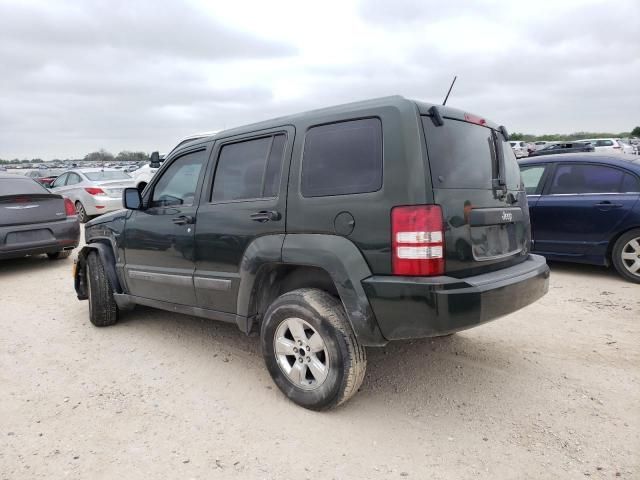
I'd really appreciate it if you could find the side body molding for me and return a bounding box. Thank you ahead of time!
[281,234,387,346]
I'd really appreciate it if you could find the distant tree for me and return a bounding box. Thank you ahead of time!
[84,149,114,163]
[116,151,149,162]
[631,126,640,137]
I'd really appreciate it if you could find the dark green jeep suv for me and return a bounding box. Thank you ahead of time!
[74,96,549,410]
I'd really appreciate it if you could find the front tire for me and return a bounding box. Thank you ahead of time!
[612,229,640,283]
[86,252,119,326]
[261,288,366,410]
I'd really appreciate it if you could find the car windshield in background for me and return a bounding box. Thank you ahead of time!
[84,171,131,181]
[0,178,49,195]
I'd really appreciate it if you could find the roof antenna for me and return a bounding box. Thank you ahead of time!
[442,75,457,106]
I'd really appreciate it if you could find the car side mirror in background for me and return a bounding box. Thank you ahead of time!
[123,187,143,210]
[149,151,161,168]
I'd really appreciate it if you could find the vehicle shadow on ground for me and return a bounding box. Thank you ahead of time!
[547,260,625,282]
[115,306,523,413]
[0,255,71,276]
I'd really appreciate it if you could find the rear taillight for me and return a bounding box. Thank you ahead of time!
[392,205,445,276]
[64,197,75,216]
[84,187,105,195]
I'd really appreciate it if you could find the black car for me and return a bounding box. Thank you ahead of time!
[528,141,595,157]
[74,96,549,410]
[0,173,80,260]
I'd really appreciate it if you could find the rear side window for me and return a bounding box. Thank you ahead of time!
[422,118,521,190]
[596,140,614,147]
[66,173,82,185]
[549,164,640,194]
[0,178,49,195]
[301,118,382,197]
[520,166,546,194]
[212,134,286,202]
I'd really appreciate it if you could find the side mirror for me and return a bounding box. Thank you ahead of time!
[123,187,143,210]
[149,151,160,168]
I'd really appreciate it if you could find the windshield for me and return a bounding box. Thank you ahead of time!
[84,171,131,181]
[0,178,49,195]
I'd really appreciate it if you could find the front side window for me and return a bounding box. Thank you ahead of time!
[211,134,286,202]
[302,118,382,197]
[151,149,207,207]
[520,166,546,195]
[549,164,639,194]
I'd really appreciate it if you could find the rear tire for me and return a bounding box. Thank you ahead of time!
[261,288,366,410]
[86,252,119,326]
[47,250,72,260]
[75,201,89,223]
[612,229,640,283]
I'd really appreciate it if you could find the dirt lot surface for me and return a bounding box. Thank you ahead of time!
[1,253,638,479]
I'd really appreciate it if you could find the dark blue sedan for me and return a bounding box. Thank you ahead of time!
[519,154,640,283]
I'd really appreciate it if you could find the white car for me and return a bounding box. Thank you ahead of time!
[616,139,635,155]
[509,141,529,158]
[581,138,625,153]
[49,168,135,222]
[133,131,218,191]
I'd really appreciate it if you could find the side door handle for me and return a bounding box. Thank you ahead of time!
[594,201,623,210]
[172,215,195,225]
[250,210,281,222]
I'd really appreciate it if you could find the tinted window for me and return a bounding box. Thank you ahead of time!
[549,164,639,194]
[422,118,521,189]
[151,150,207,207]
[301,118,382,197]
[520,166,546,194]
[84,171,130,181]
[596,140,614,147]
[0,178,49,195]
[212,134,285,202]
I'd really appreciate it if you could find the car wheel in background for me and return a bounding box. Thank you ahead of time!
[75,201,89,223]
[86,251,119,326]
[612,229,640,283]
[260,288,366,410]
[47,250,72,260]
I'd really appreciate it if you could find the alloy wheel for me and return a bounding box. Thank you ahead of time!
[620,236,640,277]
[273,317,330,391]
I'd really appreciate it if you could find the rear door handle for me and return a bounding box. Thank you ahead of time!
[172,215,195,225]
[250,210,281,222]
[594,201,623,210]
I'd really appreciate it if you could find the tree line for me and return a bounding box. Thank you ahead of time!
[0,149,149,165]
[510,127,640,142]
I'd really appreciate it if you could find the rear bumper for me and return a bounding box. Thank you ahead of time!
[0,217,80,259]
[83,196,123,216]
[362,254,550,340]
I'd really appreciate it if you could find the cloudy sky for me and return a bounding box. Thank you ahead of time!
[0,0,638,160]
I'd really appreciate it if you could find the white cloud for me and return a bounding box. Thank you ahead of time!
[0,0,638,159]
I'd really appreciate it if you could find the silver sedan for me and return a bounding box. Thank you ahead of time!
[49,168,135,222]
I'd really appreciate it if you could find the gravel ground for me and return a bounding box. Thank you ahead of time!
[1,252,638,479]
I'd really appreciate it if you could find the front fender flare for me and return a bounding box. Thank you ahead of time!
[75,242,123,299]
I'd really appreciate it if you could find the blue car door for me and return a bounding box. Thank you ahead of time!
[532,163,639,259]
